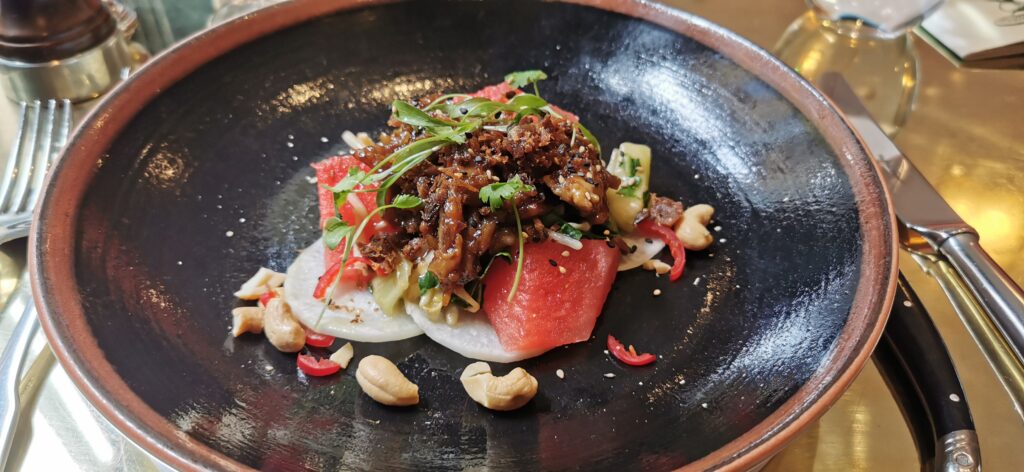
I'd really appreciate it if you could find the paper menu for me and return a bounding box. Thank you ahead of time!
[921,0,1024,61]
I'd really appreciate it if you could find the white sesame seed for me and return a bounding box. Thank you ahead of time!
[239,217,246,223]
[604,373,616,378]
[638,381,643,386]
[679,379,686,385]
[694,174,700,179]
[720,238,727,243]
[225,230,234,237]
[561,250,570,257]
[320,137,329,142]
[713,226,722,232]
[177,261,183,266]
[292,156,299,161]
[653,289,662,296]
[265,365,274,371]
[286,142,294,148]
[558,266,567,274]
[701,402,708,409]
[693,277,701,286]
[950,393,961,402]
[556,369,565,379]
[578,146,585,153]
[603,229,610,236]
[603,349,609,355]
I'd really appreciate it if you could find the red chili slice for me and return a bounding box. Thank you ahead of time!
[258,290,277,308]
[637,219,686,281]
[313,256,376,300]
[297,354,341,376]
[607,335,657,366]
[305,329,335,348]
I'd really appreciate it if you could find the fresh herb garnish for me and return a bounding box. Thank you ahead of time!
[418,271,440,296]
[316,194,423,326]
[479,175,533,210]
[558,223,583,240]
[479,178,534,302]
[505,70,548,96]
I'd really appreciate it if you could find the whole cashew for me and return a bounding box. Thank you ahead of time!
[460,362,538,411]
[263,298,305,353]
[231,306,264,337]
[356,355,419,406]
[674,204,715,250]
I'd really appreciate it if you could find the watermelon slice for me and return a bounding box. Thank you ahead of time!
[482,239,620,352]
[311,155,392,266]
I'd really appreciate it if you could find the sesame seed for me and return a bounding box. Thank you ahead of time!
[638,381,643,386]
[585,172,593,179]
[286,142,294,148]
[265,365,274,371]
[903,300,913,307]
[558,266,567,274]
[548,259,558,267]
[556,369,565,379]
[653,289,662,296]
[603,229,611,236]
[225,230,235,237]
[177,261,183,266]
[558,176,565,184]
[950,393,961,402]
[693,277,701,286]
[694,174,700,179]
[714,225,722,232]
[679,379,686,385]
[603,349,609,355]
[320,137,329,142]
[604,373,616,378]
[578,146,586,153]
[719,238,727,243]
[595,164,602,171]
[701,402,708,409]
[561,250,570,257]
[239,217,246,223]
[287,134,294,139]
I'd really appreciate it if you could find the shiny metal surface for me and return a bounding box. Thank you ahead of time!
[0,273,38,471]
[936,429,981,472]
[0,32,132,103]
[824,73,1024,375]
[0,1,1022,470]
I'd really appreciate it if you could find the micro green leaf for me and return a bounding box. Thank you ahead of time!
[390,194,423,209]
[479,175,534,210]
[505,70,548,95]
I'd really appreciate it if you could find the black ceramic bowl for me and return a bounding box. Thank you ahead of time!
[31,1,895,470]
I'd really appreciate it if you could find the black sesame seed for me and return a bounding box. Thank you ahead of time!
[644,238,654,244]
[459,107,468,115]
[505,91,517,99]
[630,245,638,253]
[548,259,558,267]
[606,240,616,248]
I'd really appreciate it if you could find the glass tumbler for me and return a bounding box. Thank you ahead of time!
[774,0,945,135]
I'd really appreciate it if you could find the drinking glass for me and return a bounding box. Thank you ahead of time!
[774,0,946,135]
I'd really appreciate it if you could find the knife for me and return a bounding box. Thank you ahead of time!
[819,73,1024,367]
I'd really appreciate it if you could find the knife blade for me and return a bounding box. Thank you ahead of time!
[819,73,1024,367]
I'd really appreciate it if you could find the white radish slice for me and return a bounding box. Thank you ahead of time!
[284,240,423,342]
[406,302,549,363]
[617,233,666,271]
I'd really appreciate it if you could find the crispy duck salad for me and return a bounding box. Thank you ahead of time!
[232,70,717,380]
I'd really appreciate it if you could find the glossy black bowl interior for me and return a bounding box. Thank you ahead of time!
[63,1,874,469]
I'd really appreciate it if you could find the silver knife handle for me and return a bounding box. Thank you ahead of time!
[941,232,1024,363]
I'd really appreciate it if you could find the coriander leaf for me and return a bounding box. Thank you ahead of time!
[322,217,353,250]
[559,223,583,240]
[479,175,534,210]
[418,271,439,296]
[504,70,548,89]
[390,194,423,209]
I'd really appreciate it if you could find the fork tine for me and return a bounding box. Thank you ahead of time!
[21,99,65,213]
[0,103,28,211]
[2,101,40,214]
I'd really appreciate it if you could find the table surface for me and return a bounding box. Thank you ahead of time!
[1,0,1022,470]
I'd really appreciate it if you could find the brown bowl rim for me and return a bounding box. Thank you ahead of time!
[29,0,898,470]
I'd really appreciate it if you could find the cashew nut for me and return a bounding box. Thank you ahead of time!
[674,204,715,250]
[460,362,538,411]
[329,342,355,369]
[263,298,305,352]
[231,306,264,337]
[355,355,419,406]
[642,259,672,275]
[234,267,285,300]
